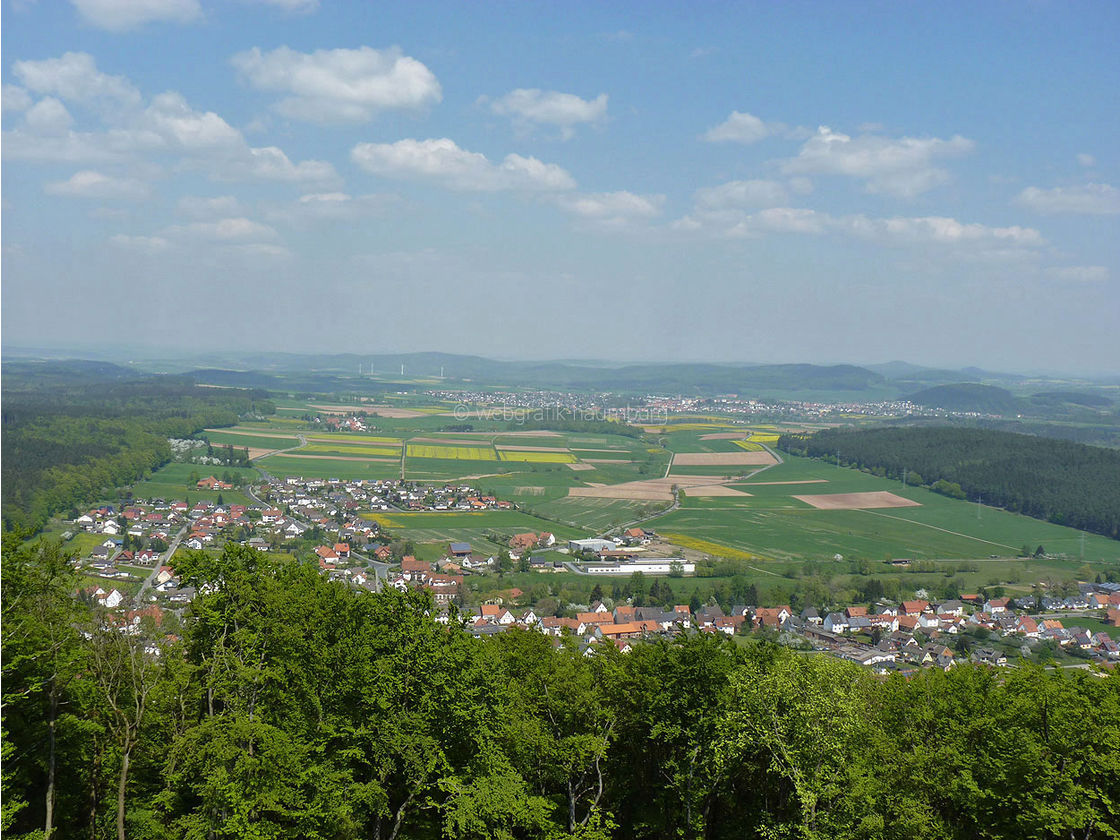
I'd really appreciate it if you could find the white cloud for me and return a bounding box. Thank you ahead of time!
[177,195,245,217]
[163,217,279,243]
[2,127,124,164]
[487,89,607,138]
[138,92,243,152]
[232,45,441,124]
[1077,153,1096,168]
[110,233,170,252]
[351,138,575,191]
[555,191,663,229]
[243,146,338,184]
[4,81,337,186]
[131,94,338,184]
[2,85,33,112]
[1015,183,1120,215]
[676,197,1044,256]
[788,177,814,195]
[781,126,975,197]
[558,191,662,219]
[673,206,828,239]
[239,0,317,11]
[694,179,789,211]
[70,0,201,31]
[45,170,149,200]
[703,111,785,144]
[13,52,141,110]
[24,98,74,135]
[261,191,398,224]
[1048,265,1109,283]
[841,214,1044,247]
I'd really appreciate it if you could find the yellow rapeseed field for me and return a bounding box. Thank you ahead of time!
[660,533,764,561]
[406,444,498,461]
[732,441,766,452]
[745,432,781,443]
[497,451,578,463]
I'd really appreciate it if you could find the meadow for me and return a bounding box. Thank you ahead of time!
[128,463,258,506]
[203,430,299,450]
[649,454,1120,565]
[256,455,401,481]
[300,444,402,457]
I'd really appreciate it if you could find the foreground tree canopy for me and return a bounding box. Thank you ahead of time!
[4,539,1119,839]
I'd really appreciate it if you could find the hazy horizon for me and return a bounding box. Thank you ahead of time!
[5,340,1119,381]
[2,2,1117,372]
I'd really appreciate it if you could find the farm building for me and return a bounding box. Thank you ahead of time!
[568,538,616,554]
[583,558,694,576]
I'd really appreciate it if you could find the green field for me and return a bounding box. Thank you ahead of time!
[527,496,668,532]
[203,430,298,450]
[647,454,1120,564]
[362,510,582,557]
[256,455,400,481]
[300,444,402,457]
[128,463,258,506]
[1062,616,1120,640]
[306,434,403,445]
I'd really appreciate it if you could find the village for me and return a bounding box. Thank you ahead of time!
[394,541,1120,672]
[68,469,1120,675]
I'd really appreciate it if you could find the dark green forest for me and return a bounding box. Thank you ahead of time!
[1,369,272,532]
[779,427,1120,539]
[4,539,1119,840]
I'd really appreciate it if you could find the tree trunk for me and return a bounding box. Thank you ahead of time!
[568,781,577,833]
[45,684,59,839]
[386,790,415,840]
[116,746,131,840]
[89,737,102,840]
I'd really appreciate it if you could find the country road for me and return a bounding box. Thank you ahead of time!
[137,523,188,601]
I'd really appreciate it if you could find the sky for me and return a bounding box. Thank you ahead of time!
[2,0,1118,374]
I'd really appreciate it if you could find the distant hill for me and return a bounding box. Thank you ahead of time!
[1030,391,1113,409]
[184,367,402,395]
[867,361,979,383]
[186,369,286,389]
[186,353,886,395]
[907,383,1018,414]
[1,359,145,391]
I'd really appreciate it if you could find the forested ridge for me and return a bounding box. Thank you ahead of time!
[1,373,273,532]
[779,427,1120,539]
[4,539,1119,840]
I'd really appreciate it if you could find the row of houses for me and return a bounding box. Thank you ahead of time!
[263,475,515,515]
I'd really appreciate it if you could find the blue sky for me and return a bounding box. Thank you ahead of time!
[3,0,1118,373]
